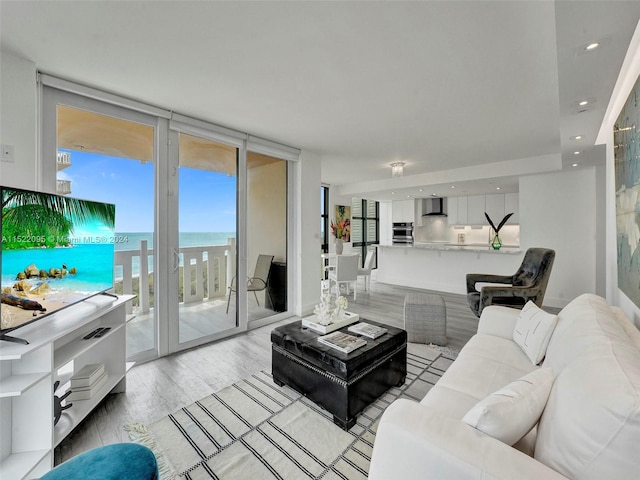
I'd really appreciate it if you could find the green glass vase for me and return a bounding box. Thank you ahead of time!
[491,234,502,250]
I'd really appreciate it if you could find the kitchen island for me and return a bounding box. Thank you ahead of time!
[376,243,524,295]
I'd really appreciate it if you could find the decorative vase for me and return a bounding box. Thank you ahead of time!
[335,238,344,255]
[491,234,502,250]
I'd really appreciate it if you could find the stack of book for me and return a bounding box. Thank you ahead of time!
[67,363,108,401]
[318,331,367,353]
[348,322,388,339]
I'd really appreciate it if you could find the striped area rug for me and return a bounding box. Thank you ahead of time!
[126,344,456,480]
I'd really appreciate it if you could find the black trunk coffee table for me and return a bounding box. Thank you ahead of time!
[271,319,407,430]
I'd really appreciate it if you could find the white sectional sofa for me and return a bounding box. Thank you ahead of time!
[369,294,640,479]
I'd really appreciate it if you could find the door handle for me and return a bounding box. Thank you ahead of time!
[173,249,180,273]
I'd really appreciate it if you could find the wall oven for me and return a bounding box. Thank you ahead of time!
[392,222,414,244]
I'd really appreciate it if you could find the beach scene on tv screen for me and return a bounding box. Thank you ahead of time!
[1,187,115,332]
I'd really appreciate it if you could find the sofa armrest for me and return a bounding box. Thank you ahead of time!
[477,305,521,339]
[369,399,568,480]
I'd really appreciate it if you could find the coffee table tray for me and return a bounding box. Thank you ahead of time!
[301,311,359,333]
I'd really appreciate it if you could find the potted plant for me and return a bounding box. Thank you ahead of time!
[484,212,513,250]
[330,218,350,254]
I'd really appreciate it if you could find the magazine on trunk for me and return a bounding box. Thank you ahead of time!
[318,331,367,353]
[348,322,388,339]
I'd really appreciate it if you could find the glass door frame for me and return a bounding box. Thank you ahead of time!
[40,76,300,360]
[246,137,298,329]
[40,82,167,364]
[167,118,248,353]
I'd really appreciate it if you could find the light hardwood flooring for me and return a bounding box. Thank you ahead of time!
[55,275,480,464]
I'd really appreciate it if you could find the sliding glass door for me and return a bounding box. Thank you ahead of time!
[43,89,159,362]
[246,151,288,324]
[171,131,240,347]
[42,79,299,360]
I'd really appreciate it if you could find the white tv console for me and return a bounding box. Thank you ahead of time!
[0,294,135,480]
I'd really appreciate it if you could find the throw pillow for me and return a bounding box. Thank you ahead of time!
[462,368,554,445]
[513,301,558,365]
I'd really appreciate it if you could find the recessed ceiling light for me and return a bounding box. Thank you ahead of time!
[431,193,437,196]
[572,163,579,167]
[496,187,501,190]
[391,191,395,195]
[419,188,423,192]
[576,38,608,56]
[574,151,581,155]
[571,135,583,140]
[450,185,455,189]
[573,98,596,113]
[407,195,411,198]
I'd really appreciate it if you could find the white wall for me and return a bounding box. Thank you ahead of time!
[297,150,322,316]
[519,167,598,308]
[0,52,37,188]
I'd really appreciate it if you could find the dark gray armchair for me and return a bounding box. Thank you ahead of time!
[466,248,555,317]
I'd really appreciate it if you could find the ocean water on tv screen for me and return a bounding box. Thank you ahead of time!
[1,243,114,296]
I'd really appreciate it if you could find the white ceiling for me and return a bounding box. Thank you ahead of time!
[1,1,639,201]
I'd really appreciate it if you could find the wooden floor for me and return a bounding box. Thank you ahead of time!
[55,275,480,464]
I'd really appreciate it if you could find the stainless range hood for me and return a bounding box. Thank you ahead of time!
[421,197,447,216]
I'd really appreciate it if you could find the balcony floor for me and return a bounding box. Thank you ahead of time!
[127,295,278,355]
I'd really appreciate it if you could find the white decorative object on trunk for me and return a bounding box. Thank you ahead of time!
[304,295,359,333]
[302,311,360,334]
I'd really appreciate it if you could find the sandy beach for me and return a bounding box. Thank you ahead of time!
[1,291,75,331]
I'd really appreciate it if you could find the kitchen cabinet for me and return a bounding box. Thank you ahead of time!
[391,200,402,222]
[505,193,519,224]
[485,194,505,223]
[467,195,486,225]
[392,199,415,223]
[458,196,468,224]
[447,197,458,225]
[415,199,423,226]
[447,196,469,225]
[446,194,518,226]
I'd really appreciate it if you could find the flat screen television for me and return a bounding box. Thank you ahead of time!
[1,186,116,344]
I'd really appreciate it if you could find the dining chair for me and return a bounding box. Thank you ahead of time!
[226,254,274,313]
[327,253,360,301]
[357,249,376,292]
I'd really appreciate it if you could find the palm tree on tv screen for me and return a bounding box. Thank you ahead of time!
[1,189,115,248]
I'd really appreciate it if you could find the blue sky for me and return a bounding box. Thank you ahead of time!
[58,150,237,232]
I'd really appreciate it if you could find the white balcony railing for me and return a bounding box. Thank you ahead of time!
[57,151,72,170]
[114,238,236,314]
[56,179,71,195]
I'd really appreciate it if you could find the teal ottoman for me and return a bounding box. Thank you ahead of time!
[42,443,158,480]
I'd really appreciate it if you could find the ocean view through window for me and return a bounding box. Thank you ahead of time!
[112,232,236,279]
[46,85,295,360]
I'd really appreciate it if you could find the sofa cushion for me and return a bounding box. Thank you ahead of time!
[513,301,558,365]
[543,294,630,373]
[462,368,554,445]
[535,295,640,479]
[420,334,537,419]
[611,306,640,349]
